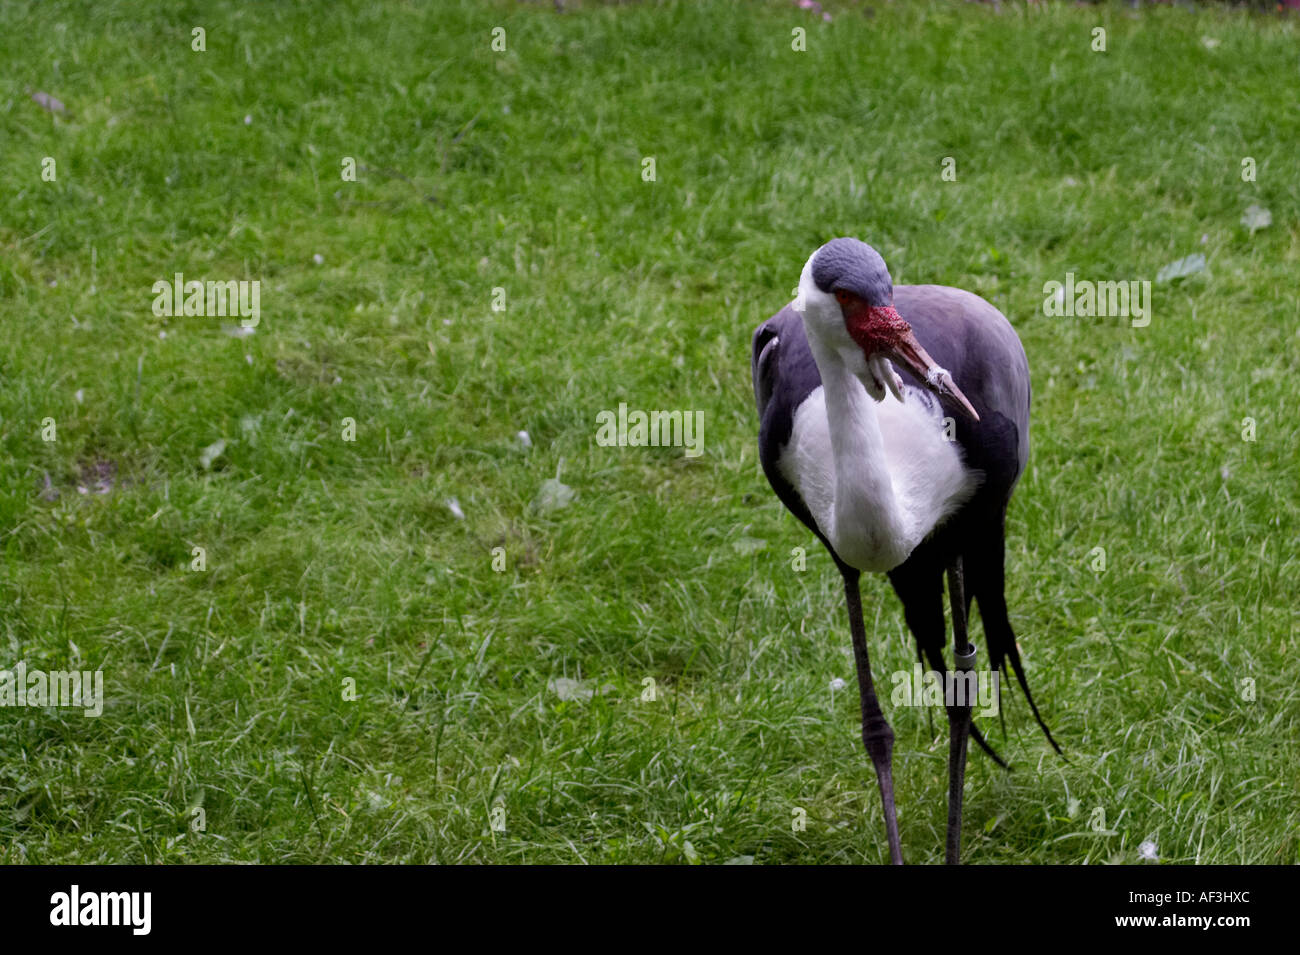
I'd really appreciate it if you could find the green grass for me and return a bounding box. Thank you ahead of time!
[0,0,1296,864]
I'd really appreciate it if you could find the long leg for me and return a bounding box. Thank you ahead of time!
[841,568,903,865]
[891,560,1007,769]
[945,555,975,865]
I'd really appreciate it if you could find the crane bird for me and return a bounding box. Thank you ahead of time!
[751,237,1059,864]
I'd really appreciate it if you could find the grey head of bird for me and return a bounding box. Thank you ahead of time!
[793,237,979,421]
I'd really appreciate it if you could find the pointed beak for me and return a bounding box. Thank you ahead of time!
[887,329,980,423]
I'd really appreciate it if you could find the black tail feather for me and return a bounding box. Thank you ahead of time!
[886,548,1017,769]
[982,607,1063,756]
[919,642,1008,769]
[917,643,935,741]
[967,519,1064,758]
[1001,643,1064,757]
[970,722,1009,769]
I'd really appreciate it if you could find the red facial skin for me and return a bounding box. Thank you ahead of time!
[836,291,910,355]
[834,289,981,422]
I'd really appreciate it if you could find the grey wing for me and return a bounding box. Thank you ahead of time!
[893,284,1031,501]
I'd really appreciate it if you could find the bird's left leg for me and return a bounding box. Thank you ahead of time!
[842,569,904,865]
[945,555,975,865]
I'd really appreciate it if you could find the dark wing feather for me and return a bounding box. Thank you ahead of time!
[751,306,827,544]
[751,322,780,415]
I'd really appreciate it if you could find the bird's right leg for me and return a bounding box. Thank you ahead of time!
[891,562,1006,769]
[945,556,974,865]
[842,570,903,865]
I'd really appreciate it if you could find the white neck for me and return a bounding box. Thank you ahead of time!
[802,326,910,570]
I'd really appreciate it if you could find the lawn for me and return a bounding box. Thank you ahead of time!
[0,0,1296,864]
